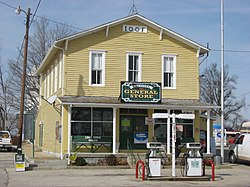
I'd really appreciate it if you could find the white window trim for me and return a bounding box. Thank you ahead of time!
[89,50,106,86]
[47,69,50,98]
[43,73,47,99]
[50,65,54,95]
[58,56,62,89]
[162,54,176,89]
[54,59,58,92]
[126,52,142,82]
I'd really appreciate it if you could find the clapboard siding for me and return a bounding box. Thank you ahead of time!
[63,19,199,99]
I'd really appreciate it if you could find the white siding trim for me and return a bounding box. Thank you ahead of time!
[112,107,117,154]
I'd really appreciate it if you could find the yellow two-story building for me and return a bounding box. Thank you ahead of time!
[36,14,217,159]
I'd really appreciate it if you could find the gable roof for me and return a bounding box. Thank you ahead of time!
[37,13,209,75]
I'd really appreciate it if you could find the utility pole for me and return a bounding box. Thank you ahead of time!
[220,0,225,163]
[4,85,6,131]
[16,7,31,148]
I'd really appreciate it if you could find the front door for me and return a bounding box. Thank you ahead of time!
[120,116,148,150]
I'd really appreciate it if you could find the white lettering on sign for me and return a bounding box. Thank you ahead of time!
[123,25,148,33]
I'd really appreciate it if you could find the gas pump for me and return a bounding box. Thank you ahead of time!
[146,142,165,177]
[181,142,203,177]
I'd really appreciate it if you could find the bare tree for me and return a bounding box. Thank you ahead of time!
[0,42,19,132]
[7,18,74,110]
[200,63,245,127]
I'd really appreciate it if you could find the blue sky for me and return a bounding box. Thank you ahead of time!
[0,0,250,120]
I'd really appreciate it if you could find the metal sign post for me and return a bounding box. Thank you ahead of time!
[171,114,176,177]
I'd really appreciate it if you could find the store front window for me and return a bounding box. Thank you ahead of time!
[154,110,194,143]
[71,107,113,137]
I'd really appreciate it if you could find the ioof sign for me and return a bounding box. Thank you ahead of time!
[123,25,148,33]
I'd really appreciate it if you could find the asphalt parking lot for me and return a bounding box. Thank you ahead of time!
[1,151,250,187]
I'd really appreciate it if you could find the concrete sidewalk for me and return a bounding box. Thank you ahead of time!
[21,141,59,160]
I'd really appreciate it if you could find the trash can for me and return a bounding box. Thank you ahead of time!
[214,155,222,166]
[15,148,25,172]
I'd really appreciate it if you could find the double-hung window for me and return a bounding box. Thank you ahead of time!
[162,55,176,88]
[89,51,105,86]
[127,53,142,82]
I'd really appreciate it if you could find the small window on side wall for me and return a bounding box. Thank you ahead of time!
[89,51,106,86]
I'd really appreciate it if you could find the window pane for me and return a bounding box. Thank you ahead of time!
[169,73,173,87]
[93,108,113,121]
[102,123,112,136]
[92,70,96,84]
[93,123,101,136]
[129,71,133,82]
[183,125,193,138]
[71,122,91,136]
[154,124,166,142]
[170,58,173,72]
[134,56,138,70]
[164,73,168,87]
[129,56,133,70]
[93,110,101,121]
[134,71,138,81]
[103,110,113,121]
[71,108,91,121]
[97,70,102,84]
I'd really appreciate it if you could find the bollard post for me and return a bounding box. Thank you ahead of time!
[209,160,215,181]
[135,160,145,181]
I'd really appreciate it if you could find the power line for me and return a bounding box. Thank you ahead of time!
[36,15,83,31]
[30,0,42,27]
[0,0,16,9]
[236,91,250,99]
[210,49,250,53]
[0,0,83,31]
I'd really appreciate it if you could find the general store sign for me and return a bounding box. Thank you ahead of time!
[123,25,148,33]
[121,82,161,103]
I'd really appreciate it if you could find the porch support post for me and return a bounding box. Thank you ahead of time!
[112,107,117,154]
[167,109,171,154]
[206,109,211,154]
[67,105,72,165]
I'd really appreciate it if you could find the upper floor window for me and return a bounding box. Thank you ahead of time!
[126,53,142,82]
[162,55,176,89]
[89,51,105,86]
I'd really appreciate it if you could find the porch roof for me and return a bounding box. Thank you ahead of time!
[58,96,219,110]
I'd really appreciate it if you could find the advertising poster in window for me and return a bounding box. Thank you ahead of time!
[134,132,148,144]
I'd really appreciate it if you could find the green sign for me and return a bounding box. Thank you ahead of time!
[121,82,161,103]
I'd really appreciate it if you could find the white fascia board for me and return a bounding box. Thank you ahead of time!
[59,101,219,110]
[36,40,65,75]
[36,43,57,75]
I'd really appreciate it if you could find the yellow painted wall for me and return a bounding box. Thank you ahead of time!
[64,19,199,99]
[35,99,61,154]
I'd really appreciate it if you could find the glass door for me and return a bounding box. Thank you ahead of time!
[120,116,147,150]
